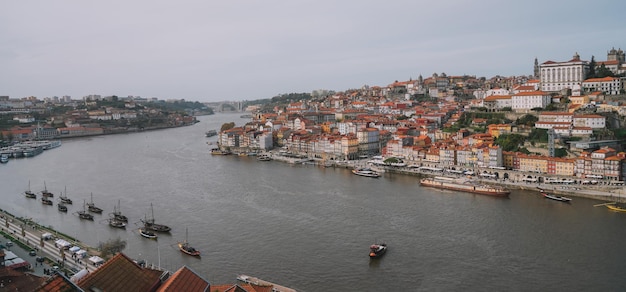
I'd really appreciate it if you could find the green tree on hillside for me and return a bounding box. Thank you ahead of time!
[528,128,548,143]
[587,55,596,79]
[220,122,236,132]
[494,134,527,151]
[596,63,615,78]
[516,114,538,126]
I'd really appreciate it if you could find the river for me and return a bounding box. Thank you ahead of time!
[1,113,626,291]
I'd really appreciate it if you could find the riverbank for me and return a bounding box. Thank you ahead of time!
[382,165,626,202]
[0,208,101,276]
[263,151,626,203]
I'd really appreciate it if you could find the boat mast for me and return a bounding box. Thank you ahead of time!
[150,202,155,223]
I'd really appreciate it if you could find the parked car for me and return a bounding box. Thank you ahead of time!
[5,241,13,247]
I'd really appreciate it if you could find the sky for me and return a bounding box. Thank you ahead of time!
[1,1,625,102]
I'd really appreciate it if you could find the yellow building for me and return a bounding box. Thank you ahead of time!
[518,154,548,173]
[487,124,513,138]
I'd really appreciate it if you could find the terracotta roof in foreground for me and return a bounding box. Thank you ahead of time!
[157,266,210,292]
[36,274,78,292]
[77,253,164,292]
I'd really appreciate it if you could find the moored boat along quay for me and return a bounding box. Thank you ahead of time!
[0,140,62,161]
[381,165,626,201]
[240,151,626,202]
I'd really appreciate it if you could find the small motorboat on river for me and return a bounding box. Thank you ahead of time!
[369,243,387,258]
[205,130,217,137]
[108,218,126,228]
[139,227,157,239]
[58,203,68,212]
[606,203,626,212]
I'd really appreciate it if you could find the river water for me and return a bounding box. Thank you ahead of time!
[2,113,626,291]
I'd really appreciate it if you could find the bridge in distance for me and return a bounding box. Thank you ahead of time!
[203,101,244,112]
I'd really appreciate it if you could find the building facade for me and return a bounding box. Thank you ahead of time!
[540,53,590,93]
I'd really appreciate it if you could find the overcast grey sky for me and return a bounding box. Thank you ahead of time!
[2,1,625,102]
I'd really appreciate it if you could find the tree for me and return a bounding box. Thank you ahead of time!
[516,114,538,126]
[98,237,127,257]
[528,128,548,143]
[587,55,596,79]
[220,122,236,132]
[596,63,614,78]
[545,103,558,111]
[554,148,568,158]
[383,157,400,164]
[494,133,527,151]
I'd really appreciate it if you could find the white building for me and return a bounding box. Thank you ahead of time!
[485,88,510,97]
[573,114,606,129]
[511,91,552,113]
[582,76,624,95]
[483,95,512,111]
[540,53,590,92]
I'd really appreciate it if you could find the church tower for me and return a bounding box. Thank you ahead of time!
[534,57,539,78]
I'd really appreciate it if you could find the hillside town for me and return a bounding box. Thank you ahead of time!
[216,49,626,183]
[1,48,625,291]
[0,95,204,142]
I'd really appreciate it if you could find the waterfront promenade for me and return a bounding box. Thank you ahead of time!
[266,150,626,202]
[384,164,626,201]
[0,209,99,275]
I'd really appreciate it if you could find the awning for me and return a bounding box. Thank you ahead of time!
[70,268,90,283]
[6,258,29,269]
[76,250,87,258]
[3,251,18,261]
[88,256,104,265]
[55,239,71,248]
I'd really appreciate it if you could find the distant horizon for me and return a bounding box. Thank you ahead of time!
[2,1,624,102]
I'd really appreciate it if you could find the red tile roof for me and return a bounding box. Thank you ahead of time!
[36,275,77,292]
[513,90,549,96]
[583,76,619,83]
[210,283,267,292]
[77,253,164,292]
[157,266,209,292]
